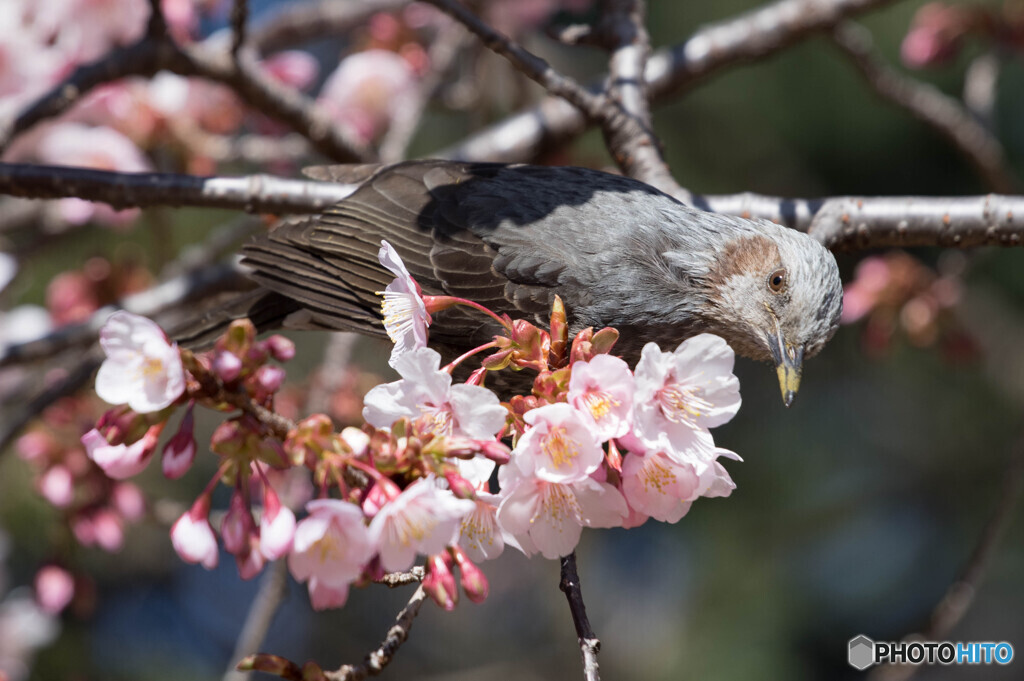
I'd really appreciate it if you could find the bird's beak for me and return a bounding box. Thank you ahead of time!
[767,324,803,408]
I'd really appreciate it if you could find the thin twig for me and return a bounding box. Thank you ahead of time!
[375,566,426,588]
[831,22,1017,194]
[231,0,250,59]
[560,552,600,681]
[868,430,1024,681]
[330,584,428,681]
[223,559,290,681]
[437,0,894,163]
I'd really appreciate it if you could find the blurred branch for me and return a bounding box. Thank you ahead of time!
[375,566,426,588]
[437,0,893,163]
[963,52,1000,131]
[331,584,428,681]
[146,0,167,38]
[868,430,1024,681]
[0,31,369,163]
[224,559,289,681]
[560,552,601,681]
[831,22,1017,194]
[249,0,412,55]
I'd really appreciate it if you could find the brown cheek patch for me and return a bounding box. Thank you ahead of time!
[707,234,780,289]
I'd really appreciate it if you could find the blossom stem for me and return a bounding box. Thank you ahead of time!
[442,341,499,374]
[439,297,512,332]
[343,456,386,482]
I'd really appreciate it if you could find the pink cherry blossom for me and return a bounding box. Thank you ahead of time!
[620,451,701,524]
[82,424,161,480]
[376,240,430,365]
[95,311,185,413]
[170,496,218,569]
[34,566,74,615]
[318,50,418,144]
[288,499,374,611]
[261,50,319,91]
[363,347,507,439]
[512,403,603,483]
[367,477,475,573]
[457,492,510,562]
[567,354,634,441]
[631,334,741,458]
[496,465,627,559]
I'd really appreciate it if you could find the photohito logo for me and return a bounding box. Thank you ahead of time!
[848,635,1014,670]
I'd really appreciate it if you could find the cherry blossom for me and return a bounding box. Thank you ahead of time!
[630,334,740,458]
[288,499,374,611]
[620,451,701,524]
[363,347,507,439]
[512,403,603,483]
[81,424,161,480]
[496,465,627,559]
[34,566,74,615]
[567,354,634,441]
[457,491,510,562]
[170,496,219,569]
[367,477,475,573]
[376,240,430,366]
[95,311,185,413]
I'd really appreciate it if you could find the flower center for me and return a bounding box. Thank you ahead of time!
[538,482,580,523]
[542,426,579,469]
[579,389,619,421]
[140,355,165,378]
[656,383,712,429]
[640,456,674,494]
[380,292,415,341]
[421,403,454,437]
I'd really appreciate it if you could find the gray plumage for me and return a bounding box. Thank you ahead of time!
[180,161,842,401]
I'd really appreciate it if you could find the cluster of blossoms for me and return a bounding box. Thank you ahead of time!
[842,251,976,361]
[74,240,743,621]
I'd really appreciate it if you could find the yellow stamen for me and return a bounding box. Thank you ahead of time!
[542,426,579,469]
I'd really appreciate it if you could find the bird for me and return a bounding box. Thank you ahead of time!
[177,160,843,406]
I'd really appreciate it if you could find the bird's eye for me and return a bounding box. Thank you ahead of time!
[767,268,787,293]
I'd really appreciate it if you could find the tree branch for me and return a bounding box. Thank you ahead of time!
[231,0,250,59]
[4,164,1024,252]
[831,22,1017,194]
[560,552,600,681]
[330,584,428,681]
[437,0,894,163]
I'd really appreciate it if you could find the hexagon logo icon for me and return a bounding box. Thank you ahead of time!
[848,635,875,670]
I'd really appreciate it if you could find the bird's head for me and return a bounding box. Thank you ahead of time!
[671,223,842,407]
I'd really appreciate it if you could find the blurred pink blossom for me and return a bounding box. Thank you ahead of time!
[82,425,162,480]
[38,466,74,508]
[318,50,418,145]
[34,566,74,615]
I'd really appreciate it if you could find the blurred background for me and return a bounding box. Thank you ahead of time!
[1,0,1023,679]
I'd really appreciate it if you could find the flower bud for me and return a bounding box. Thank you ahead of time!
[162,405,196,479]
[259,485,295,561]
[423,553,458,611]
[450,545,488,603]
[480,440,511,465]
[222,490,255,555]
[171,494,218,569]
[253,365,286,396]
[213,350,243,383]
[262,335,296,362]
[35,565,75,614]
[443,470,476,500]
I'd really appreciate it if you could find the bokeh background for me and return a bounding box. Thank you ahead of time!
[1,0,1023,680]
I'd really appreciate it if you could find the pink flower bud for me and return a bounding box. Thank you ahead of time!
[39,465,74,508]
[213,350,243,382]
[253,365,286,395]
[222,490,255,555]
[92,509,124,552]
[263,335,295,362]
[423,554,458,611]
[480,440,511,465]
[259,486,295,561]
[450,545,488,603]
[171,495,218,569]
[112,482,146,521]
[443,470,476,500]
[72,514,96,547]
[340,427,370,457]
[83,423,163,480]
[162,406,196,479]
[236,542,266,580]
[35,565,75,614]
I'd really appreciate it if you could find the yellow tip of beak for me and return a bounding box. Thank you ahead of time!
[777,363,802,408]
